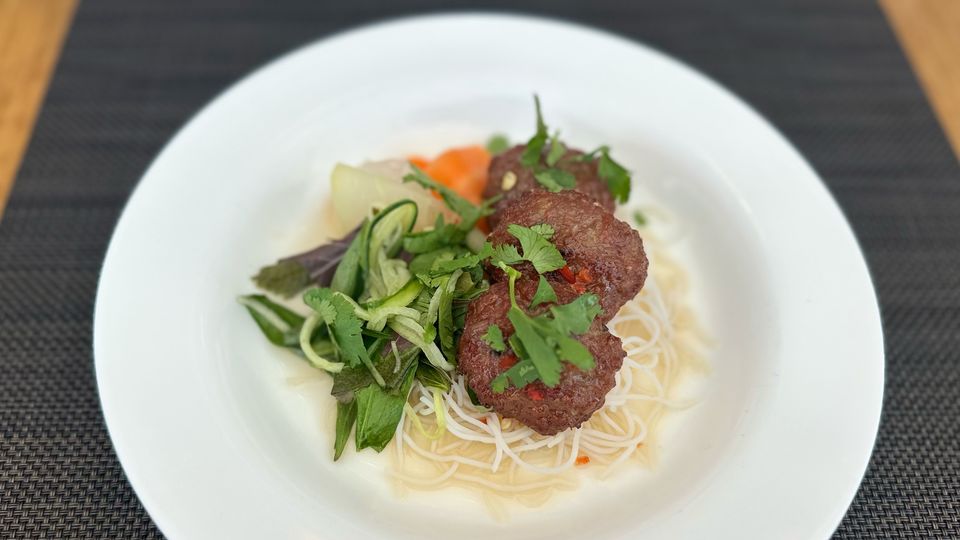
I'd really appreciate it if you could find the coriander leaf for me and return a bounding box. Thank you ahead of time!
[553,334,595,370]
[548,292,602,335]
[508,307,562,387]
[403,222,466,254]
[333,399,357,461]
[303,287,370,369]
[546,132,566,167]
[482,325,506,352]
[506,224,566,273]
[491,358,539,393]
[487,241,522,268]
[533,168,576,192]
[530,224,555,240]
[408,246,469,275]
[632,210,647,227]
[598,150,631,204]
[486,134,510,155]
[431,252,484,275]
[529,275,558,308]
[354,363,417,452]
[521,95,548,168]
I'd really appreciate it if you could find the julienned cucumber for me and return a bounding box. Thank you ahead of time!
[367,199,418,267]
[364,279,423,310]
[365,200,419,302]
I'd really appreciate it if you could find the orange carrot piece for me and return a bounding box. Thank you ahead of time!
[575,455,591,466]
[423,145,491,205]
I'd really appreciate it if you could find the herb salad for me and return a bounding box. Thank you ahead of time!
[240,97,638,460]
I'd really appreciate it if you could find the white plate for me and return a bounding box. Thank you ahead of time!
[94,14,883,540]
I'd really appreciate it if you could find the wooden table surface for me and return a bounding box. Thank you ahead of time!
[0,0,957,217]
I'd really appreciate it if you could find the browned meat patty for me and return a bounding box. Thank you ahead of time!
[486,189,647,323]
[458,278,625,435]
[484,145,616,228]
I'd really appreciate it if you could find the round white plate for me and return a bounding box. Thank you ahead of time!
[94,14,883,540]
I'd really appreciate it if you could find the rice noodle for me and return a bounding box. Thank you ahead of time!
[389,227,708,512]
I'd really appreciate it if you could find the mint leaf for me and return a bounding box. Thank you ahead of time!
[506,223,566,274]
[529,276,558,308]
[333,400,357,460]
[534,168,576,192]
[486,134,510,155]
[354,364,417,452]
[521,95,548,168]
[482,325,506,352]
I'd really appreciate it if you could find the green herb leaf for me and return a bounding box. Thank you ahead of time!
[331,341,419,399]
[403,214,466,254]
[548,292,602,335]
[491,358,539,393]
[632,210,647,227]
[436,270,462,365]
[533,168,576,192]
[403,166,498,231]
[486,241,523,268]
[237,294,305,347]
[482,325,506,352]
[252,260,310,298]
[598,150,631,204]
[408,246,468,275]
[303,288,370,369]
[508,307,563,386]
[416,361,452,392]
[354,362,417,452]
[486,134,510,155]
[506,224,566,274]
[529,276,558,308]
[333,399,357,461]
[530,224,555,240]
[521,95,548,168]
[330,220,369,297]
[255,224,364,298]
[552,334,595,371]
[546,132,566,167]
[488,267,601,392]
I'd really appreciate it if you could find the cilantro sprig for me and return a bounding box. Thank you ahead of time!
[518,96,632,203]
[487,223,565,274]
[490,264,601,392]
[578,146,632,204]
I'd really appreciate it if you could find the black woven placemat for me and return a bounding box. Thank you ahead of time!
[2,0,958,537]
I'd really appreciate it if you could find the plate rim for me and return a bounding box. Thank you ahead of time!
[94,12,885,539]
